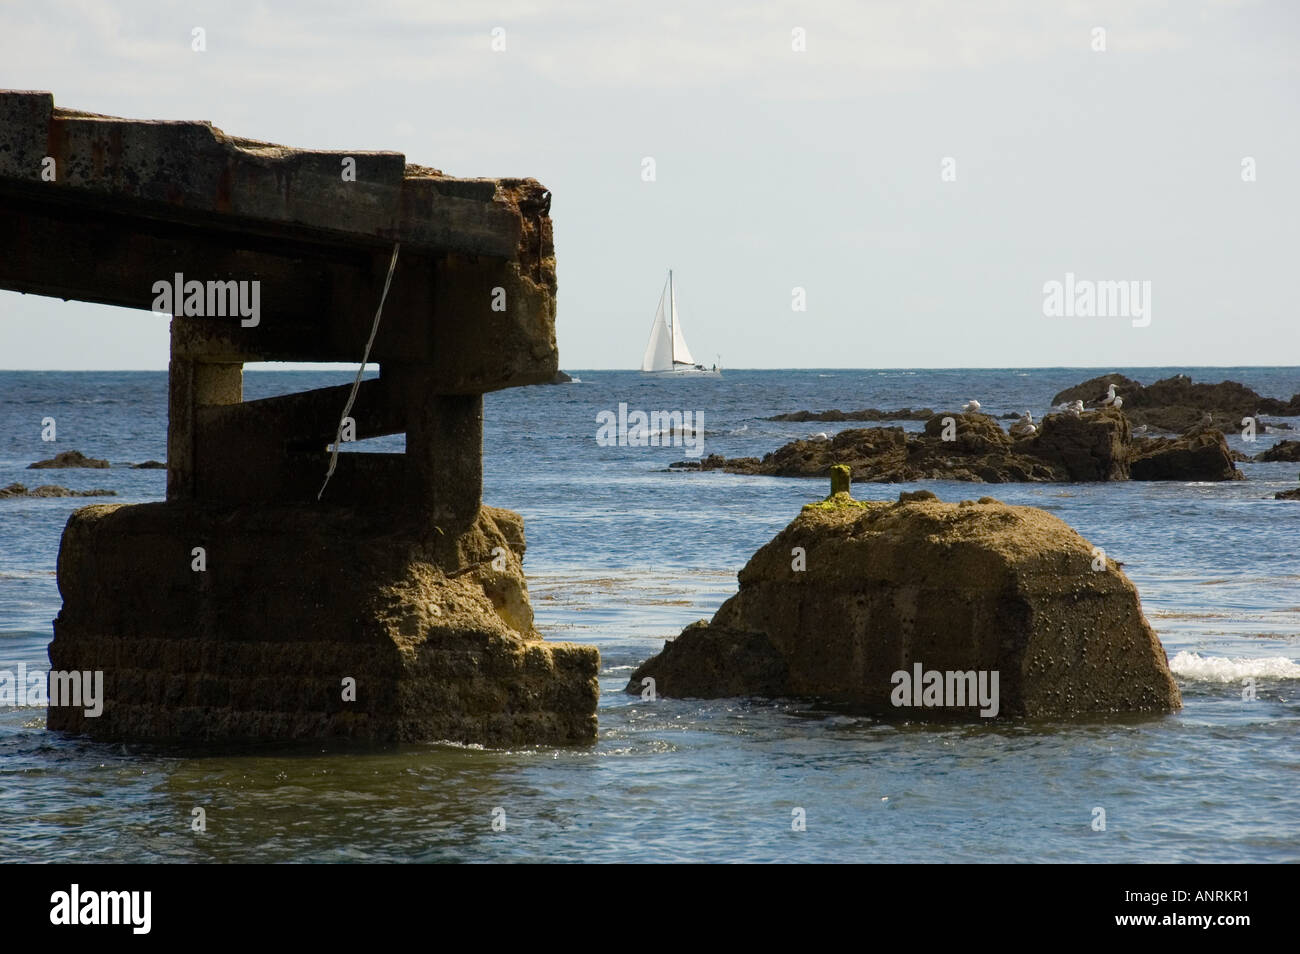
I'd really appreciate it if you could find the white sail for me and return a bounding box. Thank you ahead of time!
[641,270,715,373]
[640,281,674,372]
[668,281,695,366]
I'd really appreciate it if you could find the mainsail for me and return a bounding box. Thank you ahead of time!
[640,271,696,372]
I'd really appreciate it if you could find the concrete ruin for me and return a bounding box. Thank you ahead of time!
[0,90,598,744]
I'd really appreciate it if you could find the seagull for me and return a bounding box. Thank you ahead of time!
[1113,395,1123,410]
[1201,412,1213,427]
[962,399,981,413]
[1010,411,1037,438]
[811,432,830,441]
[1133,424,1149,435]
[1055,399,1084,418]
[1098,383,1119,407]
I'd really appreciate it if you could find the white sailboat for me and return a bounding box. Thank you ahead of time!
[640,270,721,375]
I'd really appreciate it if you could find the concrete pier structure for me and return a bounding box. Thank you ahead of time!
[0,91,598,744]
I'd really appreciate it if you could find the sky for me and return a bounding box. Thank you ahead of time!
[1,0,1297,370]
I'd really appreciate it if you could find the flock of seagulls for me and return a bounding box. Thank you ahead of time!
[960,379,1130,438]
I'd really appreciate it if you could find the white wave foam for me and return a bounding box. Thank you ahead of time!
[1169,651,1300,682]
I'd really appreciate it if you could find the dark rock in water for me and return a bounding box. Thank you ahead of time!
[1052,374,1300,432]
[769,407,934,422]
[1228,449,1251,462]
[684,408,1241,484]
[1275,487,1300,500]
[28,450,109,469]
[1255,440,1300,462]
[1028,409,1130,481]
[0,483,116,498]
[130,460,166,469]
[1130,430,1243,481]
[627,490,1181,718]
[544,370,573,384]
[683,410,1128,483]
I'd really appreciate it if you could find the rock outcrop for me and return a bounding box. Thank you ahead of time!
[1052,374,1300,433]
[28,450,109,469]
[628,489,1181,718]
[49,502,598,744]
[684,409,1132,483]
[1255,440,1300,462]
[681,409,1248,484]
[1130,431,1243,481]
[0,483,115,498]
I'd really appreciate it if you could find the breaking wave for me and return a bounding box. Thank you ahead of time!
[1169,651,1300,682]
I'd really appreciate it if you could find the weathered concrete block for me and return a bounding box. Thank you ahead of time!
[629,494,1180,719]
[49,502,599,745]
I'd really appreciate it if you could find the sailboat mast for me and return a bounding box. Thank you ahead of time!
[668,269,674,362]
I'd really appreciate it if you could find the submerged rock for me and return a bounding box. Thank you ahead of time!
[768,407,934,422]
[0,483,116,498]
[28,450,109,469]
[130,460,167,469]
[628,489,1181,719]
[1130,431,1243,481]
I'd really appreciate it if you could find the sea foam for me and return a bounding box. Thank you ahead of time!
[1169,651,1300,682]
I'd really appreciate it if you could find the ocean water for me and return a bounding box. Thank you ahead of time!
[1,367,1298,863]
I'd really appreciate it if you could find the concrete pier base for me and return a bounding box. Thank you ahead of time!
[49,503,598,744]
[0,90,596,745]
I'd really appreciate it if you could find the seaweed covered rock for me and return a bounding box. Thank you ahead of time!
[627,490,1181,719]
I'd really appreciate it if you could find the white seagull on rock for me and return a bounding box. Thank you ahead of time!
[1010,411,1037,438]
[1098,383,1119,407]
[962,399,981,413]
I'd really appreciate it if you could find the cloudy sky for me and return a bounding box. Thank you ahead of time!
[1,0,1297,369]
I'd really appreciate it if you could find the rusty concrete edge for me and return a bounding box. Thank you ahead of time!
[0,90,550,262]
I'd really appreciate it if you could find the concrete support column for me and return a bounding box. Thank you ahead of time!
[406,392,483,530]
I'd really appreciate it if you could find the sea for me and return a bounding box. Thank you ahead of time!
[1,367,1298,863]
